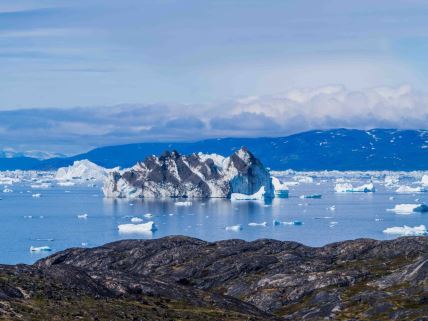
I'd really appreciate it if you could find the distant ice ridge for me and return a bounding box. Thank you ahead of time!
[395,185,428,193]
[103,148,274,199]
[334,182,375,193]
[387,204,428,215]
[56,160,112,182]
[118,221,157,233]
[383,225,427,236]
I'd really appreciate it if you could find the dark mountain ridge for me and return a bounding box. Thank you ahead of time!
[1,128,428,171]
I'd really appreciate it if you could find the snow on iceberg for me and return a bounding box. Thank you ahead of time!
[56,160,109,182]
[395,185,428,194]
[421,174,428,186]
[30,246,52,252]
[334,183,375,193]
[383,225,427,236]
[118,221,157,233]
[131,217,143,223]
[231,186,265,201]
[272,177,289,198]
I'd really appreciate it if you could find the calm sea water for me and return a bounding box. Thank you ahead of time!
[0,175,426,264]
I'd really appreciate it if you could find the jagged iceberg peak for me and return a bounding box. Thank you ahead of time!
[103,147,274,199]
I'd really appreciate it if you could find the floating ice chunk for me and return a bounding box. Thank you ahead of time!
[144,213,154,218]
[389,196,395,201]
[328,205,336,211]
[395,185,427,194]
[3,188,13,193]
[334,183,375,193]
[225,224,243,231]
[30,246,52,252]
[383,225,427,236]
[421,175,428,186]
[248,222,267,227]
[313,216,333,220]
[273,220,303,226]
[131,217,143,223]
[32,193,41,198]
[174,201,192,206]
[300,194,322,199]
[231,187,265,201]
[77,213,88,219]
[118,221,157,233]
[24,215,33,219]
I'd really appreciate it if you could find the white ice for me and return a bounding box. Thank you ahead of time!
[383,225,427,236]
[118,221,157,233]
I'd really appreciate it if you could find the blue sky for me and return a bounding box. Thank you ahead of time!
[1,0,428,154]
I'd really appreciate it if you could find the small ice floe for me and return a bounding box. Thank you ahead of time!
[77,213,88,219]
[168,213,174,216]
[225,224,243,231]
[81,242,88,247]
[129,203,134,207]
[30,246,52,252]
[395,185,427,194]
[334,183,375,193]
[313,216,333,220]
[32,193,41,198]
[36,238,54,241]
[295,176,314,184]
[3,188,13,193]
[374,218,383,221]
[57,181,75,187]
[329,221,338,228]
[248,222,267,227]
[389,196,395,201]
[131,217,143,223]
[383,225,427,236]
[118,221,157,233]
[231,187,265,201]
[174,201,192,206]
[144,213,154,218]
[31,183,51,189]
[387,204,428,215]
[273,220,303,226]
[328,205,336,211]
[24,215,33,219]
[300,194,322,199]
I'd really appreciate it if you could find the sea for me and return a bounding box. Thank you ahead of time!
[0,171,427,264]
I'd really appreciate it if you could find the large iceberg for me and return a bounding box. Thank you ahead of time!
[334,182,375,193]
[55,160,109,182]
[103,148,274,199]
[383,225,427,236]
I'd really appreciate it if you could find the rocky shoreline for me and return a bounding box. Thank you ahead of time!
[0,236,427,320]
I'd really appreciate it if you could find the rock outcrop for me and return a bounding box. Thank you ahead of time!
[103,147,274,198]
[0,236,427,320]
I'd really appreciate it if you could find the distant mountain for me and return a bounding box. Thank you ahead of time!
[1,129,428,171]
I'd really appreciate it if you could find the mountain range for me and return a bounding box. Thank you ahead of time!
[2,128,428,171]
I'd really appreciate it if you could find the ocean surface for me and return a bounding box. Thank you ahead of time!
[0,172,427,264]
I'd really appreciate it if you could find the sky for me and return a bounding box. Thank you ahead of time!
[1,0,428,155]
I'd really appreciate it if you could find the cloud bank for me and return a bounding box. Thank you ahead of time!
[1,85,428,155]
